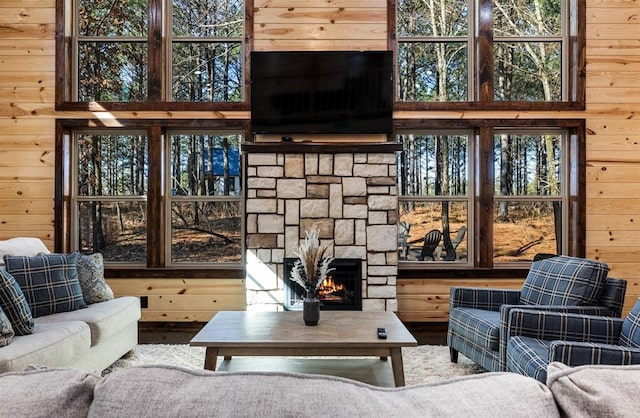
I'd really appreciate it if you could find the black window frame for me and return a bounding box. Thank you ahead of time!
[55,119,251,278]
[389,0,586,111]
[55,0,253,112]
[394,118,586,274]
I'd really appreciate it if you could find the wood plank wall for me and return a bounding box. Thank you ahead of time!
[0,0,638,322]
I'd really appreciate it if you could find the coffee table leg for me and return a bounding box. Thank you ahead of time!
[204,347,219,371]
[390,347,405,387]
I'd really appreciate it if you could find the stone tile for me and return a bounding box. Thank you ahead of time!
[284,154,304,178]
[334,153,354,176]
[276,179,306,198]
[343,177,367,196]
[300,199,329,218]
[334,219,355,245]
[367,225,397,252]
[258,214,285,233]
[246,199,277,213]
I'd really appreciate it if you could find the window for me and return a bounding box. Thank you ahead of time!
[59,120,248,268]
[167,132,243,264]
[395,0,583,108]
[74,131,149,262]
[397,120,584,267]
[170,1,244,102]
[493,129,564,261]
[58,0,247,109]
[397,131,471,263]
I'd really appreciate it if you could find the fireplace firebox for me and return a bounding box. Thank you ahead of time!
[283,258,362,311]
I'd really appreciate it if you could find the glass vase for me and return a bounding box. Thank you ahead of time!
[303,291,320,326]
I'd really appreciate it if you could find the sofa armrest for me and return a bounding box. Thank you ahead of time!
[449,287,520,311]
[506,309,624,343]
[550,341,640,366]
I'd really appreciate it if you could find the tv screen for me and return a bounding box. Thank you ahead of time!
[251,51,393,135]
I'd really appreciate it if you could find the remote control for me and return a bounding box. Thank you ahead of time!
[377,327,387,339]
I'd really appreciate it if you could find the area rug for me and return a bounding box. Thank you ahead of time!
[104,344,484,386]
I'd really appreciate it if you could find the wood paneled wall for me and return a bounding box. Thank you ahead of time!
[0,0,638,322]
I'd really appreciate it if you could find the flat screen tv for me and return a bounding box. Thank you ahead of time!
[251,51,393,135]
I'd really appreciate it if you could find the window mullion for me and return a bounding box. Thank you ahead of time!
[147,125,165,267]
[477,0,493,103]
[148,0,163,101]
[476,126,494,267]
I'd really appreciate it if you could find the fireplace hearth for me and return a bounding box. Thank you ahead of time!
[283,258,362,311]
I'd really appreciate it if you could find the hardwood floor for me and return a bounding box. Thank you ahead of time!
[139,321,448,346]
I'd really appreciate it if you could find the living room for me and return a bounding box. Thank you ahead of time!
[0,0,639,410]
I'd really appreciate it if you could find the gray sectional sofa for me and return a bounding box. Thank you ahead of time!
[1,362,639,417]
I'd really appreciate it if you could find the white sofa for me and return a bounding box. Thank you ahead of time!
[0,237,140,373]
[0,296,140,373]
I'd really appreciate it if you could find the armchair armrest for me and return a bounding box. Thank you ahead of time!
[506,309,624,344]
[550,341,640,366]
[449,287,520,311]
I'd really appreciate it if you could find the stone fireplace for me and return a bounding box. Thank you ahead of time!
[243,142,401,312]
[283,257,362,311]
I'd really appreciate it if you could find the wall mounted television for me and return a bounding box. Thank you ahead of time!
[250,50,393,135]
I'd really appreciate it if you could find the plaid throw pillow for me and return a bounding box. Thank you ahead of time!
[0,305,15,347]
[520,255,608,306]
[76,253,114,304]
[0,269,34,335]
[4,253,86,317]
[620,299,640,348]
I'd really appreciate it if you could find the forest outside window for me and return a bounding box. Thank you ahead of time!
[397,122,581,267]
[168,132,242,265]
[58,0,246,108]
[66,125,244,267]
[493,130,564,262]
[73,131,149,263]
[397,131,471,264]
[395,0,583,108]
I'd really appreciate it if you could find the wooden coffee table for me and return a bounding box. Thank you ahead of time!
[190,310,417,386]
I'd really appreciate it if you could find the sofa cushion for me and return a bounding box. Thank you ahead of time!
[0,368,99,418]
[36,296,140,346]
[0,320,91,373]
[4,253,86,317]
[520,255,608,306]
[0,237,50,266]
[0,306,15,347]
[620,299,640,348]
[0,268,34,335]
[91,365,560,417]
[547,362,640,418]
[77,253,114,304]
[448,307,501,351]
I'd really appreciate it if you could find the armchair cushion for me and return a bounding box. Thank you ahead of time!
[506,308,624,345]
[520,255,608,306]
[449,308,501,351]
[620,298,640,348]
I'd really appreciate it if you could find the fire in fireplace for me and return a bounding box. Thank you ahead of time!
[283,258,362,311]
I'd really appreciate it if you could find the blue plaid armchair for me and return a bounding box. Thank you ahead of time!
[447,255,627,372]
[506,298,640,383]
